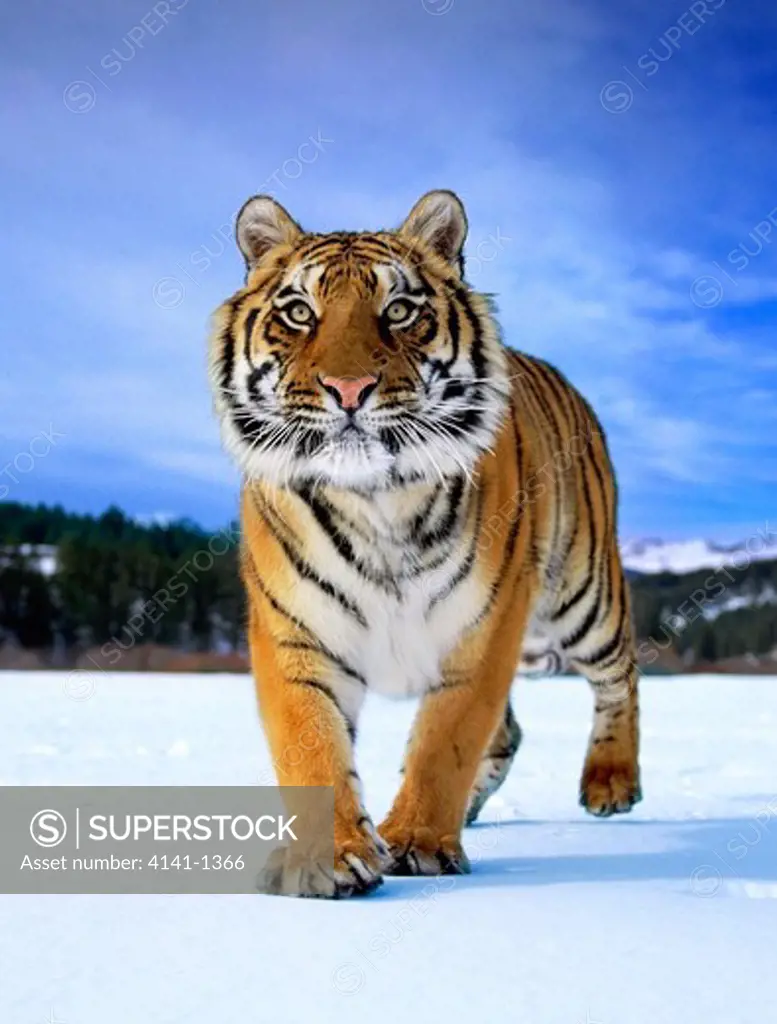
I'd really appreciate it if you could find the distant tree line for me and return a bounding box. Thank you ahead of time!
[629,558,777,666]
[0,502,244,657]
[1,501,776,667]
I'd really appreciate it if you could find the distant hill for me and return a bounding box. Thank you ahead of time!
[0,501,775,673]
[621,532,777,575]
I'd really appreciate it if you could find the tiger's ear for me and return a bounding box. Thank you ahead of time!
[399,190,468,270]
[235,195,303,268]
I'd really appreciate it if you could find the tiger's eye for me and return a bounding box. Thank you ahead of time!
[286,301,314,325]
[385,299,414,324]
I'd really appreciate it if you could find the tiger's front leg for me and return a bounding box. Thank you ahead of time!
[252,625,387,898]
[379,594,530,876]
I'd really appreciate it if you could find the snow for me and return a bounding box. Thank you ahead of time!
[1,670,776,1024]
[621,534,777,575]
[0,543,58,576]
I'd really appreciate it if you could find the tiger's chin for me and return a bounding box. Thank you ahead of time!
[222,416,493,492]
[300,438,397,489]
[223,422,396,490]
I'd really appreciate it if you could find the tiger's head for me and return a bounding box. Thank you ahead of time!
[209,190,510,490]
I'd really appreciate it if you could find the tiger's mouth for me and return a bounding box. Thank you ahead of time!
[335,420,369,440]
[220,376,509,490]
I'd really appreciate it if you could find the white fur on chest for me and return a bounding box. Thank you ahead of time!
[292,488,487,699]
[355,571,475,698]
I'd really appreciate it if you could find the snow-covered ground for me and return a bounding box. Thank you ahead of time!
[1,671,776,1024]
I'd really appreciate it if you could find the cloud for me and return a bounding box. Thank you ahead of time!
[1,0,775,533]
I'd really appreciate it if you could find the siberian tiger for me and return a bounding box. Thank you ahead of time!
[209,189,641,897]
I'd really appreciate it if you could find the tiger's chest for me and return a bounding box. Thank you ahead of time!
[354,566,476,698]
[352,559,486,698]
[297,488,487,698]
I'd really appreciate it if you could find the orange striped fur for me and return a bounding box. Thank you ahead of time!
[209,190,641,896]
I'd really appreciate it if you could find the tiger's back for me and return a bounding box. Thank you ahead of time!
[498,350,630,677]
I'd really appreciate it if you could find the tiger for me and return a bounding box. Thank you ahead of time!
[208,188,642,897]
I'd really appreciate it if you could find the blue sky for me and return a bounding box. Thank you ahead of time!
[1,0,776,539]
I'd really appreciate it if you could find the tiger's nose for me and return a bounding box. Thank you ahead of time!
[319,374,379,410]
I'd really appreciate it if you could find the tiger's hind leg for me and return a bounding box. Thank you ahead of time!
[575,653,641,816]
[465,699,523,826]
[566,562,642,817]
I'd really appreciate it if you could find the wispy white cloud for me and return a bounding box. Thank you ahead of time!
[1,0,775,533]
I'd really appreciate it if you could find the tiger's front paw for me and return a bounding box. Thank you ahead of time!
[332,829,389,897]
[379,823,471,877]
[258,826,387,898]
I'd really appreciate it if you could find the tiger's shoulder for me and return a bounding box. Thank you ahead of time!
[500,350,609,457]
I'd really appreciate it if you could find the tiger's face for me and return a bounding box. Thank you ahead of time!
[210,190,510,490]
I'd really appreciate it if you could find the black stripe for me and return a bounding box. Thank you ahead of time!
[288,678,356,743]
[447,303,460,366]
[552,448,599,622]
[293,485,398,595]
[231,408,281,448]
[452,282,486,379]
[243,308,261,363]
[426,484,484,612]
[481,404,524,615]
[586,443,612,623]
[523,365,565,558]
[560,592,601,651]
[522,359,566,446]
[255,494,368,628]
[246,361,275,401]
[278,639,366,687]
[552,564,594,622]
[582,460,598,569]
[577,615,628,669]
[218,299,241,391]
[295,236,344,261]
[295,485,359,566]
[533,358,578,434]
[417,475,465,550]
[295,428,326,459]
[418,393,484,438]
[408,484,443,538]
[242,555,314,637]
[574,610,625,667]
[415,312,440,349]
